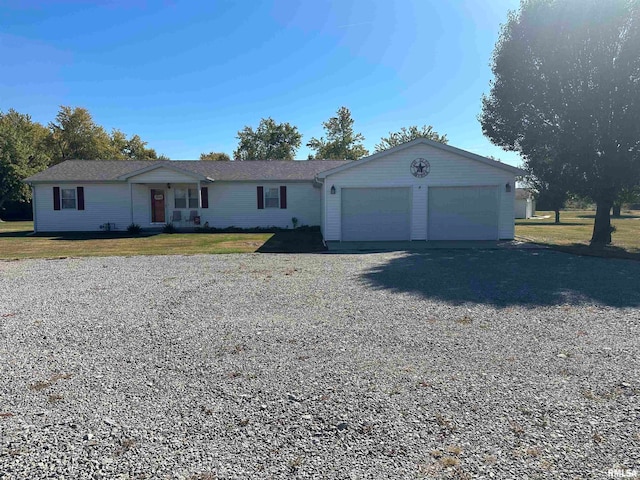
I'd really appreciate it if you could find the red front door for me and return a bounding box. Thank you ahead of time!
[151,189,165,223]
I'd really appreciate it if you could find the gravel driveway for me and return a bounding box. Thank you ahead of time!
[1,250,639,479]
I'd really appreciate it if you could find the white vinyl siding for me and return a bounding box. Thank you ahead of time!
[322,143,516,241]
[34,183,131,232]
[201,182,320,229]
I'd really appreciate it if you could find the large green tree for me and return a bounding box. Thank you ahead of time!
[48,106,116,163]
[0,110,51,214]
[234,118,302,161]
[307,107,369,160]
[481,0,640,245]
[110,129,158,160]
[375,125,448,152]
[200,151,230,161]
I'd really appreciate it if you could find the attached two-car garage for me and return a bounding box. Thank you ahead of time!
[340,185,499,241]
[319,138,525,242]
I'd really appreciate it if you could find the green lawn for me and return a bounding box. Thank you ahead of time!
[516,209,640,259]
[0,221,274,259]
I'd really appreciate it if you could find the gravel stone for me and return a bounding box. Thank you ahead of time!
[1,250,639,479]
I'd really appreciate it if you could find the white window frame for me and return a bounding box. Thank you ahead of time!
[264,187,279,208]
[61,188,76,210]
[174,187,199,209]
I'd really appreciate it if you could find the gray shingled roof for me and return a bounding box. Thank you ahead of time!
[24,160,352,183]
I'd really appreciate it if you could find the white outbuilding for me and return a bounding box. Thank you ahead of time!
[515,188,536,219]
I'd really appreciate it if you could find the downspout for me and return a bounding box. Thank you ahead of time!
[30,183,37,233]
[316,176,328,246]
[129,182,133,226]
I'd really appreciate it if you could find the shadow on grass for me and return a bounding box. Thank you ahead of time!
[360,249,640,307]
[0,230,160,240]
[576,213,640,219]
[515,221,587,226]
[257,231,326,253]
[537,242,640,261]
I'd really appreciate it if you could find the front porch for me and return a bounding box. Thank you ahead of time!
[132,183,208,229]
[119,162,213,230]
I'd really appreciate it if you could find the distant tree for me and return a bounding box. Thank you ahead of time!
[307,107,368,160]
[111,129,158,160]
[375,125,448,152]
[234,118,302,161]
[200,151,231,161]
[157,154,171,161]
[0,110,51,214]
[48,106,116,163]
[522,145,575,224]
[480,0,640,246]
[612,186,640,217]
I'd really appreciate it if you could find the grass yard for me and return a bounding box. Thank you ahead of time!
[516,209,640,259]
[0,221,274,259]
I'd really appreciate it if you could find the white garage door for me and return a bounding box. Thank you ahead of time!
[341,187,411,241]
[428,186,499,240]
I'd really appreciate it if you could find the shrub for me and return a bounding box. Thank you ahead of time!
[163,223,177,234]
[127,223,142,235]
[291,217,299,229]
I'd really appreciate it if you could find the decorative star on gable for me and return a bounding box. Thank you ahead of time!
[410,158,430,178]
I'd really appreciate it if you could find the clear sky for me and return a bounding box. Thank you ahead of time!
[1,0,522,166]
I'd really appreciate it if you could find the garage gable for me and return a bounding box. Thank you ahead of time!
[317,138,525,180]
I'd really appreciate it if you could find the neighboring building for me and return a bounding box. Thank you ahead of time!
[24,138,525,241]
[515,188,536,219]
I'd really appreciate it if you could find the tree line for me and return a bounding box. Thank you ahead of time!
[0,104,447,211]
[0,106,165,212]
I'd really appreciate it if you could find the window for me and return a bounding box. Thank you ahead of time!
[174,188,199,209]
[265,187,279,208]
[61,188,76,209]
[188,188,199,208]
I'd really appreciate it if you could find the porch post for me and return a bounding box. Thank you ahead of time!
[197,181,201,208]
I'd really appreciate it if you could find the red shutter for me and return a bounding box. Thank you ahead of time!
[257,186,264,209]
[201,187,209,208]
[53,187,61,210]
[77,187,85,210]
[280,186,287,209]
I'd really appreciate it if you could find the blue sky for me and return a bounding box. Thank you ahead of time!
[1,0,522,166]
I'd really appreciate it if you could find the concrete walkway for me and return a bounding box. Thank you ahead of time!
[325,239,545,252]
